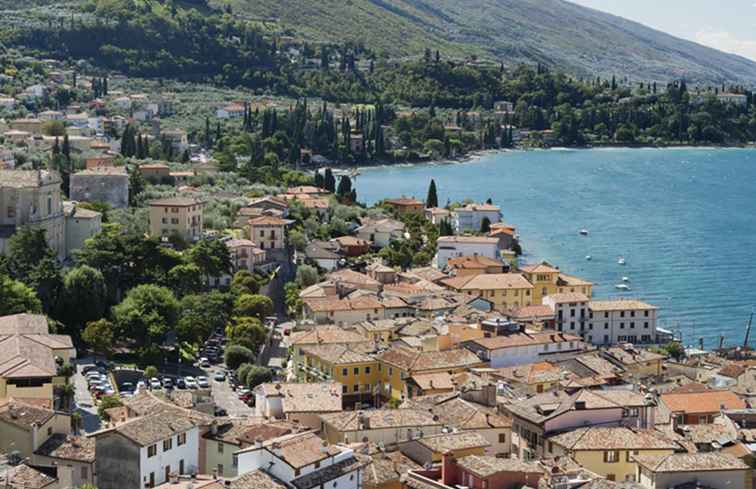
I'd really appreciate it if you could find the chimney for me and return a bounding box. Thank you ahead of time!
[255,437,263,449]
[441,451,456,486]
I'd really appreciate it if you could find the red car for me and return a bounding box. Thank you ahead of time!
[238,392,253,402]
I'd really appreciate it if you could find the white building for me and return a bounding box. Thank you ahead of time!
[435,236,500,268]
[235,432,364,489]
[0,97,17,110]
[452,203,502,233]
[543,293,590,338]
[253,382,343,431]
[93,413,200,489]
[636,453,748,489]
[356,218,406,249]
[717,93,748,107]
[462,331,584,368]
[588,300,658,346]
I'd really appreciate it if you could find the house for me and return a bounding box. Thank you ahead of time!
[331,236,371,257]
[33,434,97,488]
[403,454,544,489]
[0,146,15,169]
[362,447,421,489]
[509,305,556,328]
[356,218,406,248]
[0,169,66,259]
[161,129,189,152]
[298,345,379,408]
[247,196,289,217]
[227,238,268,273]
[441,273,535,312]
[289,326,373,380]
[302,296,386,325]
[0,399,71,459]
[635,453,749,489]
[660,390,746,426]
[425,207,451,225]
[92,412,200,489]
[377,347,484,401]
[327,269,383,293]
[601,345,665,379]
[320,409,443,446]
[148,197,205,242]
[447,255,506,277]
[0,313,76,407]
[235,431,365,489]
[216,102,246,119]
[547,427,678,482]
[254,382,343,431]
[304,241,341,271]
[353,320,401,346]
[543,293,590,338]
[435,236,500,268]
[519,263,594,304]
[248,215,291,251]
[64,204,102,258]
[452,203,502,233]
[0,463,58,489]
[366,262,397,285]
[70,166,130,209]
[490,362,564,395]
[402,432,490,466]
[488,223,517,250]
[383,197,424,216]
[139,163,171,183]
[502,389,654,460]
[717,93,748,106]
[202,419,294,477]
[588,300,658,345]
[85,155,116,169]
[462,332,584,368]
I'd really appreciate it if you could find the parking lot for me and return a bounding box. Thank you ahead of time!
[207,365,256,417]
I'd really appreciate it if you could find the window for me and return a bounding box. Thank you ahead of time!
[627,450,639,462]
[6,206,15,219]
[354,367,360,375]
[353,385,359,392]
[631,311,636,317]
[365,367,371,374]
[81,466,88,479]
[499,434,507,443]
[47,195,52,215]
[644,322,649,329]
[177,433,186,446]
[148,445,157,457]
[389,367,393,376]
[620,311,625,318]
[149,472,155,488]
[217,464,224,476]
[218,442,224,454]
[604,323,609,329]
[342,368,348,376]
[620,322,625,329]
[605,450,619,463]
[342,385,347,393]
[630,322,635,329]
[48,427,53,436]
[607,474,616,482]
[644,310,649,317]
[163,438,172,451]
[604,312,609,318]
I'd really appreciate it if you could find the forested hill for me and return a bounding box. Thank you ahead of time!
[222,0,756,85]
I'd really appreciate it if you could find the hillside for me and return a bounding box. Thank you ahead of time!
[220,0,756,85]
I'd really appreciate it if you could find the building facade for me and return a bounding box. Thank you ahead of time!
[148,198,205,242]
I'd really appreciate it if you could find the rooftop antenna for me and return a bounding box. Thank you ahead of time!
[744,310,754,350]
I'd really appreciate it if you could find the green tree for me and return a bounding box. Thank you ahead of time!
[224,344,255,370]
[128,167,146,207]
[187,239,232,282]
[164,264,204,297]
[59,266,107,331]
[245,366,273,389]
[230,270,260,295]
[284,282,303,317]
[144,366,158,378]
[233,294,273,320]
[97,395,123,420]
[113,285,179,346]
[226,316,267,353]
[236,363,253,384]
[82,319,115,358]
[0,274,42,315]
[426,179,438,208]
[296,265,319,288]
[177,291,234,344]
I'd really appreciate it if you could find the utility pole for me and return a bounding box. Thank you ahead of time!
[744,310,754,349]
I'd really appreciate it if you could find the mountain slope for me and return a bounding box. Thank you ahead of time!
[222,0,756,85]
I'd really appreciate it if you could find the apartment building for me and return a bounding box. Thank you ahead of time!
[148,197,205,242]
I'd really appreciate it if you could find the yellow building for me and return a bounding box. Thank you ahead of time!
[441,273,535,312]
[289,326,373,381]
[548,427,678,482]
[520,262,593,304]
[0,314,75,407]
[300,344,380,407]
[377,347,485,401]
[148,197,205,242]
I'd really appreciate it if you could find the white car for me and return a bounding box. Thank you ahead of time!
[184,377,198,389]
[213,371,226,382]
[149,378,162,390]
[197,376,210,388]
[199,357,210,368]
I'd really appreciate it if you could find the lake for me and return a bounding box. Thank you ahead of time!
[355,148,756,348]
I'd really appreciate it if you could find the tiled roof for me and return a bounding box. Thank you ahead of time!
[605,347,665,365]
[378,347,483,372]
[235,422,295,446]
[661,390,746,414]
[326,269,382,287]
[106,412,197,446]
[303,296,384,313]
[456,455,543,478]
[437,236,500,245]
[510,305,555,319]
[634,453,748,472]
[679,421,738,445]
[0,399,55,431]
[409,372,456,391]
[416,432,491,452]
[442,273,533,291]
[34,434,96,462]
[546,293,590,304]
[504,389,647,425]
[574,354,624,377]
[270,432,342,469]
[402,267,449,283]
[248,215,292,226]
[364,450,421,486]
[291,455,367,489]
[289,326,370,346]
[229,470,286,489]
[493,362,563,385]
[466,332,581,351]
[447,255,505,270]
[411,395,512,430]
[257,382,342,413]
[320,409,442,431]
[301,344,375,365]
[332,236,370,247]
[589,300,657,311]
[0,314,50,334]
[549,427,678,451]
[557,273,593,286]
[520,263,560,274]
[385,197,423,206]
[0,464,56,489]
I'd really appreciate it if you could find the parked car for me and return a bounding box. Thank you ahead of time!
[120,382,134,394]
[162,378,173,389]
[149,378,162,390]
[197,376,210,388]
[184,377,198,389]
[237,388,251,400]
[213,371,226,382]
[136,381,146,391]
[82,365,99,374]
[214,407,228,417]
[175,378,186,389]
[199,357,210,368]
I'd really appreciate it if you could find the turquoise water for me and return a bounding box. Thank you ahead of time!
[356,148,756,347]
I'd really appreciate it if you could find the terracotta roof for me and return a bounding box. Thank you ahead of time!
[589,300,657,312]
[466,332,581,351]
[0,399,55,431]
[248,215,292,226]
[0,464,56,489]
[409,372,456,391]
[546,293,590,304]
[235,423,295,447]
[385,197,423,206]
[378,347,483,372]
[557,273,593,287]
[291,455,367,489]
[257,382,343,413]
[437,236,500,245]
[661,390,746,414]
[102,412,197,446]
[363,450,421,486]
[456,455,543,478]
[421,396,513,430]
[442,273,533,291]
[634,453,748,472]
[510,305,555,320]
[417,432,491,452]
[447,255,505,270]
[504,389,647,425]
[320,409,442,431]
[287,185,329,195]
[269,432,342,469]
[326,269,382,287]
[520,263,560,274]
[0,313,51,334]
[34,434,96,462]
[550,427,678,451]
[679,421,738,445]
[332,236,370,247]
[493,362,563,385]
[604,346,665,365]
[403,267,449,283]
[289,326,370,346]
[301,344,375,365]
[230,470,287,489]
[149,197,204,207]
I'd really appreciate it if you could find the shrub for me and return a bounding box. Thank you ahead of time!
[225,345,255,370]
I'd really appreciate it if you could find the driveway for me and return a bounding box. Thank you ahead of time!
[73,359,102,433]
[207,366,255,417]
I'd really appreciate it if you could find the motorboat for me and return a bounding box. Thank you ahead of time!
[618,257,626,265]
[585,255,592,261]
[615,283,631,291]
[622,276,630,282]
[579,229,589,236]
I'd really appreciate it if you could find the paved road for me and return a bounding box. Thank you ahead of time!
[207,366,255,417]
[73,360,102,433]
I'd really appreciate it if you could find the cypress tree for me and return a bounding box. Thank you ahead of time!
[324,168,336,193]
[426,179,438,208]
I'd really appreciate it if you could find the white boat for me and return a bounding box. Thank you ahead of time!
[618,257,626,265]
[622,276,630,282]
[615,284,631,291]
[585,255,592,261]
[579,229,589,236]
